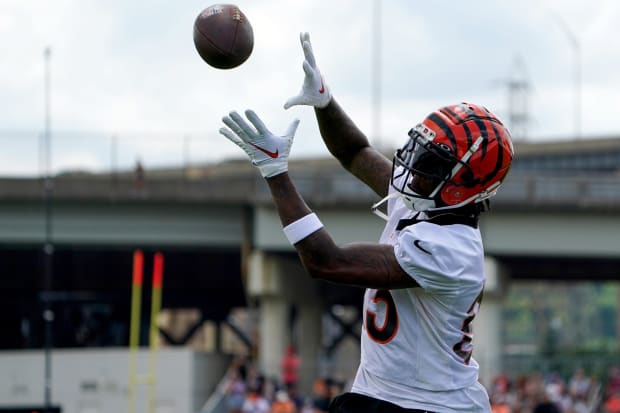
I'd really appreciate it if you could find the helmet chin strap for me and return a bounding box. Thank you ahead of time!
[371,191,436,221]
[371,192,399,221]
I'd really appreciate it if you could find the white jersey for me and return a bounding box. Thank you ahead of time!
[351,187,491,412]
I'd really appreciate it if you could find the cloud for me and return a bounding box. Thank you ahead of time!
[0,0,619,175]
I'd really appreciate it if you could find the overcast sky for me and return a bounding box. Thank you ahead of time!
[1,0,619,175]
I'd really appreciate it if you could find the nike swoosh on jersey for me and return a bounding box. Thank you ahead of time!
[413,239,432,255]
[249,142,279,158]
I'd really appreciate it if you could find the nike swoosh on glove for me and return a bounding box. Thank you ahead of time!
[284,32,332,110]
[220,109,300,178]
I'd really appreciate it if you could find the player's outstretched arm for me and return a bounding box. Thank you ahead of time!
[265,172,417,289]
[315,99,392,198]
[284,32,392,198]
[219,110,416,289]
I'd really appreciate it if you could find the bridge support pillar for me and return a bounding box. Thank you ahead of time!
[476,256,509,388]
[258,294,287,378]
[248,250,324,395]
[296,299,323,393]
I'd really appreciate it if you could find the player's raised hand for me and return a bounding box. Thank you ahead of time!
[284,32,332,110]
[220,110,300,178]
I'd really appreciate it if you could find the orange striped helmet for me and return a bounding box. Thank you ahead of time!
[391,102,514,212]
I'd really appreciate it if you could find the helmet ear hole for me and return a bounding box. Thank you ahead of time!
[461,169,474,184]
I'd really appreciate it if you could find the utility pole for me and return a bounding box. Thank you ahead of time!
[43,45,55,411]
[371,0,382,151]
[506,55,530,141]
[551,12,581,139]
[495,55,531,141]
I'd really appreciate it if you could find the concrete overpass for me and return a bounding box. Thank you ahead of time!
[1,137,619,392]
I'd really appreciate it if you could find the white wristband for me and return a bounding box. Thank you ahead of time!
[283,213,324,245]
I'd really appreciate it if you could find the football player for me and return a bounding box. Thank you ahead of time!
[219,32,514,413]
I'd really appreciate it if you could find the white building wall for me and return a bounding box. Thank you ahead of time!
[0,348,229,413]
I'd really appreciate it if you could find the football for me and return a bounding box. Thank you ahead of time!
[193,4,254,69]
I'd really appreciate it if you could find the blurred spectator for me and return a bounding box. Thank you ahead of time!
[530,373,562,413]
[221,358,620,413]
[490,391,512,413]
[225,356,248,413]
[226,369,247,413]
[568,368,591,413]
[490,371,513,413]
[134,158,145,192]
[605,389,620,413]
[521,372,545,413]
[569,368,591,401]
[545,372,566,408]
[281,345,301,390]
[287,385,305,412]
[491,403,511,413]
[299,398,314,413]
[327,379,344,405]
[607,367,620,399]
[311,378,330,413]
[245,364,266,398]
[242,383,270,413]
[270,390,296,413]
[494,372,511,395]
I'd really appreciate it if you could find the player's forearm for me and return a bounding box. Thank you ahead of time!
[265,172,314,226]
[265,173,342,279]
[314,99,371,171]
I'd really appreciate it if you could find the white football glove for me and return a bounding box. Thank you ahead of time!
[284,32,332,110]
[219,110,300,178]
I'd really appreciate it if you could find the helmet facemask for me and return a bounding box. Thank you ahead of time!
[390,125,459,211]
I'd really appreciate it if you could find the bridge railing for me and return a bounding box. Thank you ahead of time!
[282,171,620,209]
[0,171,619,209]
[494,174,620,207]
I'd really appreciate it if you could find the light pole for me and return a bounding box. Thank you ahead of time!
[552,13,581,139]
[43,45,54,411]
[371,0,382,151]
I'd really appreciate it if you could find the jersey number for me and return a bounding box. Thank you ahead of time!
[366,290,398,344]
[365,289,484,365]
[452,289,484,365]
